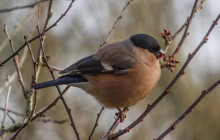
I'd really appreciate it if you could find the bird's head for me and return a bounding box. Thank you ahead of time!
[130,34,165,59]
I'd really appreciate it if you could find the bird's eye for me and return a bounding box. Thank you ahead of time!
[149,49,154,53]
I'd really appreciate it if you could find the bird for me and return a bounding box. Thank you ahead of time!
[32,34,164,118]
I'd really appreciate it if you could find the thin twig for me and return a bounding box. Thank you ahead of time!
[37,118,68,124]
[33,86,70,120]
[0,86,70,138]
[111,12,220,140]
[89,107,104,140]
[24,36,36,78]
[43,0,54,30]
[101,108,129,140]
[3,24,26,96]
[0,0,49,13]
[47,64,62,72]
[0,8,37,53]
[7,113,16,124]
[172,0,205,41]
[0,107,24,118]
[172,0,199,56]
[99,0,134,48]
[0,0,75,67]
[1,76,12,129]
[0,27,35,94]
[156,79,220,140]
[36,26,80,140]
[101,118,121,140]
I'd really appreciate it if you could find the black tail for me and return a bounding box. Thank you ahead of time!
[32,76,87,89]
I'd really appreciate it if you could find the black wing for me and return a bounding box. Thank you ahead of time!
[59,55,114,76]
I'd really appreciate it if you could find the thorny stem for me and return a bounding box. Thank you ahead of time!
[111,12,220,140]
[156,79,220,140]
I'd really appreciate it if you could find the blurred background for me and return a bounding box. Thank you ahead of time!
[0,0,220,140]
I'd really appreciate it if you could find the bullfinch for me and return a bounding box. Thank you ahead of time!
[32,34,164,109]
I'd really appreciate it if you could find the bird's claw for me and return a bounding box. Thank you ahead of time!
[115,108,127,122]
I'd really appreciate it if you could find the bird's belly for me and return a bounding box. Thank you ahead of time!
[84,64,160,108]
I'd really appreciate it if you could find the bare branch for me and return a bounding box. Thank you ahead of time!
[100,0,134,48]
[3,24,26,95]
[89,107,104,140]
[156,79,220,140]
[36,26,80,139]
[172,0,199,56]
[43,0,54,30]
[0,107,24,118]
[0,0,49,14]
[101,108,128,140]
[1,76,12,129]
[0,8,37,53]
[33,86,70,120]
[112,12,220,140]
[36,118,68,124]
[0,0,75,67]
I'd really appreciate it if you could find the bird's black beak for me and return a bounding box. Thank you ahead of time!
[156,49,165,59]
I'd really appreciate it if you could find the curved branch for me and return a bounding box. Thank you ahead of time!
[156,79,220,140]
[112,12,220,140]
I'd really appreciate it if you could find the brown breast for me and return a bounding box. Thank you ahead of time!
[85,48,161,108]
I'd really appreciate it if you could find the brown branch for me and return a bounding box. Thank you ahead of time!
[101,118,121,140]
[36,26,80,140]
[101,108,129,140]
[0,8,37,53]
[24,36,37,80]
[43,0,54,30]
[7,113,16,124]
[0,0,49,14]
[3,24,26,96]
[89,107,104,140]
[33,86,70,120]
[36,118,68,124]
[99,0,134,48]
[0,107,24,119]
[156,79,220,140]
[172,0,199,56]
[172,0,205,41]
[9,90,36,140]
[111,12,220,140]
[0,0,75,67]
[1,77,12,129]
[0,85,67,138]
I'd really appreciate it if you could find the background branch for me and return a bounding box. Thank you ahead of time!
[111,9,220,140]
[0,0,49,14]
[156,79,220,140]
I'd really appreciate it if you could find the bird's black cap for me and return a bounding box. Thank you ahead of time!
[130,34,162,55]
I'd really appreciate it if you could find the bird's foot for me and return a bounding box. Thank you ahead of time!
[115,108,129,123]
